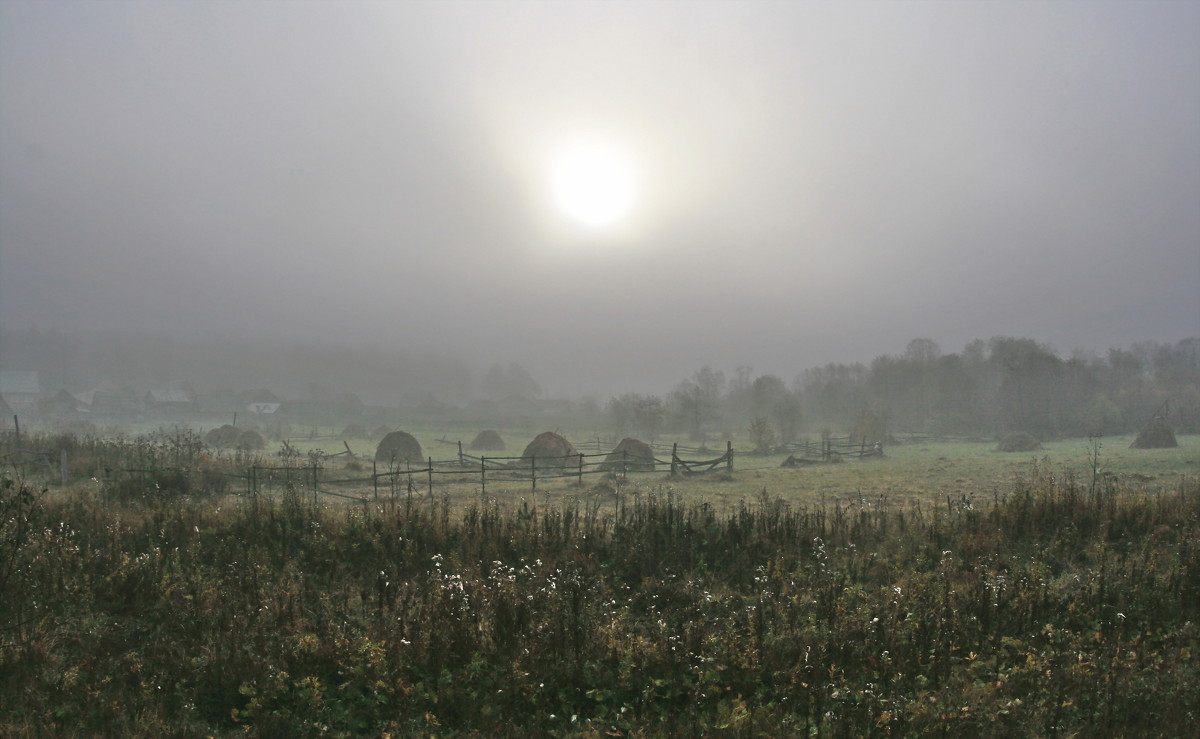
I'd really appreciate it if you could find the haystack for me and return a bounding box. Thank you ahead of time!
[599,437,656,473]
[521,431,579,470]
[996,433,1043,452]
[1130,417,1177,449]
[375,431,424,465]
[238,429,267,450]
[205,424,243,449]
[469,429,506,451]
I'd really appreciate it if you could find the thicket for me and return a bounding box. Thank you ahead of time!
[2,464,1197,737]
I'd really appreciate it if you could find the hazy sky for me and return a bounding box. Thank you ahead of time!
[2,0,1197,397]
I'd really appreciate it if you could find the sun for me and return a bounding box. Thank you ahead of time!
[548,136,638,229]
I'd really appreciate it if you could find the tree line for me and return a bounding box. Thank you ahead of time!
[607,336,1200,443]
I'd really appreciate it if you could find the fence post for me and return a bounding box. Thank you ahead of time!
[726,441,733,472]
[427,457,433,498]
[622,449,628,479]
[372,460,378,501]
[458,441,464,466]
[578,453,584,485]
[671,443,678,476]
[481,457,487,497]
[531,456,537,492]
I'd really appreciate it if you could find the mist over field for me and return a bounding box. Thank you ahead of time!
[4,7,1200,734]
[2,0,1198,401]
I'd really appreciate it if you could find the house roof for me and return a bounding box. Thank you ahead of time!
[0,371,40,395]
[146,389,195,404]
[246,389,282,404]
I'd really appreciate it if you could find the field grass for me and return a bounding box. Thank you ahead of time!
[261,430,1198,513]
[1,429,1198,736]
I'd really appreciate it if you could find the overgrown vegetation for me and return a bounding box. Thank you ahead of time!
[2,439,1197,736]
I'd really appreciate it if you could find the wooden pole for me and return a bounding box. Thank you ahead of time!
[481,457,486,497]
[671,443,678,476]
[427,457,433,498]
[531,456,537,492]
[458,441,464,466]
[726,440,733,472]
[13,415,20,449]
[577,452,584,485]
[372,460,378,501]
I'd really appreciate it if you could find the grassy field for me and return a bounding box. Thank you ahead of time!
[251,430,1198,512]
[2,430,1197,736]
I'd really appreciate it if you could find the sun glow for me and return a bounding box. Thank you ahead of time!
[549,137,639,229]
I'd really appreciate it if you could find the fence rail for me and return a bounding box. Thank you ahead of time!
[3,423,885,502]
[781,434,883,463]
[3,442,740,503]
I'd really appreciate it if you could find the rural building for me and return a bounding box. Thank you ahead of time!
[244,389,283,415]
[43,389,88,418]
[0,371,40,416]
[84,384,144,417]
[0,395,15,427]
[145,389,198,415]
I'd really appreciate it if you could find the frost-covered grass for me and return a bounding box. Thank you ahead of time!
[2,439,1197,737]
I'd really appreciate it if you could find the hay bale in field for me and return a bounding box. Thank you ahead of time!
[238,429,267,451]
[1130,417,1177,449]
[521,431,579,470]
[996,432,1042,452]
[205,424,243,449]
[599,437,656,472]
[375,431,424,466]
[469,429,506,451]
[343,423,368,439]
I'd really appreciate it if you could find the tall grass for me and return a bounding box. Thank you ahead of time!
[1,456,1197,736]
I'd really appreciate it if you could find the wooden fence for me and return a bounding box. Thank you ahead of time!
[781,433,883,463]
[18,442,736,504]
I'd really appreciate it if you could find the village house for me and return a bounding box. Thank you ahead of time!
[144,388,198,416]
[244,389,283,416]
[0,370,40,417]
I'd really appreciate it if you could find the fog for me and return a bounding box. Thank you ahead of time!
[2,1,1197,399]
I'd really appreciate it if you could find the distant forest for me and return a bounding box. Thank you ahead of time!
[613,336,1200,442]
[1,325,1197,440]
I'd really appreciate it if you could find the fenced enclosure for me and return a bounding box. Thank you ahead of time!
[781,432,884,463]
[0,427,736,504]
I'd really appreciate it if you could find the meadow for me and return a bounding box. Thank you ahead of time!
[1,429,1197,736]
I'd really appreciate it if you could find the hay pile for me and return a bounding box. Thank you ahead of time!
[238,429,267,451]
[521,431,578,470]
[205,425,243,449]
[469,429,506,451]
[1130,417,1178,449]
[375,431,424,465]
[599,437,656,472]
[996,433,1043,452]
